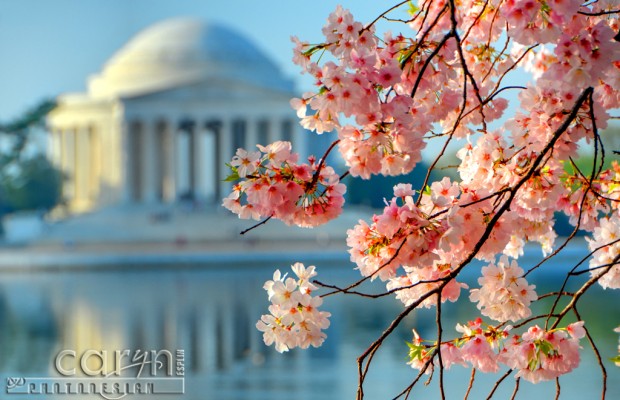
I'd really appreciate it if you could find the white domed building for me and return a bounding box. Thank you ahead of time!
[48,19,301,214]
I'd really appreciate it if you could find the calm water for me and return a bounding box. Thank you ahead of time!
[0,244,618,399]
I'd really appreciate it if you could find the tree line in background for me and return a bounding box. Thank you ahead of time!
[0,100,62,224]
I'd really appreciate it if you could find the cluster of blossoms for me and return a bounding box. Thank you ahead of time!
[586,210,620,289]
[346,183,448,281]
[408,319,586,383]
[225,0,620,388]
[291,5,435,178]
[223,141,345,227]
[256,263,331,353]
[469,256,538,323]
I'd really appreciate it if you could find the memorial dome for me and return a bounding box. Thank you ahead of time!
[88,18,293,98]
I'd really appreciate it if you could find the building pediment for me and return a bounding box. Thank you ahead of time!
[122,78,294,104]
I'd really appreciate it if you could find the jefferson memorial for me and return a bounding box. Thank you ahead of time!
[47,18,302,214]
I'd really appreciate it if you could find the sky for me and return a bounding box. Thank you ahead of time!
[0,0,390,121]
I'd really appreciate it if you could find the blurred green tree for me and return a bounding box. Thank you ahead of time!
[0,99,61,216]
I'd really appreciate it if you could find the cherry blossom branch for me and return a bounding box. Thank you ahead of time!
[392,361,432,399]
[486,369,514,399]
[356,87,594,398]
[567,161,619,204]
[448,0,488,131]
[318,238,408,298]
[546,237,620,326]
[523,164,591,278]
[573,306,608,399]
[481,33,511,83]
[571,260,619,276]
[363,0,410,32]
[251,4,619,399]
[551,253,620,330]
[509,378,520,400]
[461,0,491,41]
[417,127,456,206]
[463,368,476,400]
[409,31,454,99]
[239,215,273,235]
[436,294,446,400]
[578,9,620,16]
[446,38,535,133]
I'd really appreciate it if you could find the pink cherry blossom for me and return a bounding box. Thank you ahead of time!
[243,3,619,393]
[470,256,537,322]
[257,263,331,353]
[223,142,346,228]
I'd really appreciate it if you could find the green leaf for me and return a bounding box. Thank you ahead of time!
[610,355,620,364]
[537,340,554,356]
[406,341,429,362]
[399,49,414,68]
[224,165,240,182]
[407,1,419,16]
[302,44,325,57]
[224,173,240,182]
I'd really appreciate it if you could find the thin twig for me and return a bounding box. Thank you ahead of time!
[320,238,408,298]
[363,1,410,31]
[551,253,620,330]
[572,307,607,399]
[486,369,513,399]
[436,294,446,400]
[509,378,520,400]
[464,368,476,400]
[356,87,594,397]
[578,9,620,16]
[240,215,273,235]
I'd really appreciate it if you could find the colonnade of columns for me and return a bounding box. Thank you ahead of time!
[49,126,102,211]
[50,116,296,211]
[124,116,295,205]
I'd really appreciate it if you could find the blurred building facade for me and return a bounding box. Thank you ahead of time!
[47,19,300,214]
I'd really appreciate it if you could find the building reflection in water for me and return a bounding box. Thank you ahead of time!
[0,247,618,399]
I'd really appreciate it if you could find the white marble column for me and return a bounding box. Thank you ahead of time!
[191,124,203,202]
[246,118,258,152]
[218,120,233,201]
[48,130,61,167]
[257,119,270,146]
[88,126,101,203]
[121,121,134,203]
[141,120,158,203]
[175,125,191,199]
[160,121,176,203]
[127,122,140,203]
[292,118,304,156]
[77,127,92,208]
[202,124,217,204]
[62,129,76,203]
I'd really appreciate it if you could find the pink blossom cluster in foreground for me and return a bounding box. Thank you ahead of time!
[223,141,345,227]
[221,0,620,385]
[469,256,538,323]
[408,319,586,383]
[256,263,331,353]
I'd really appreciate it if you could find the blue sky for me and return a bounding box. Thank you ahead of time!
[0,0,387,121]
